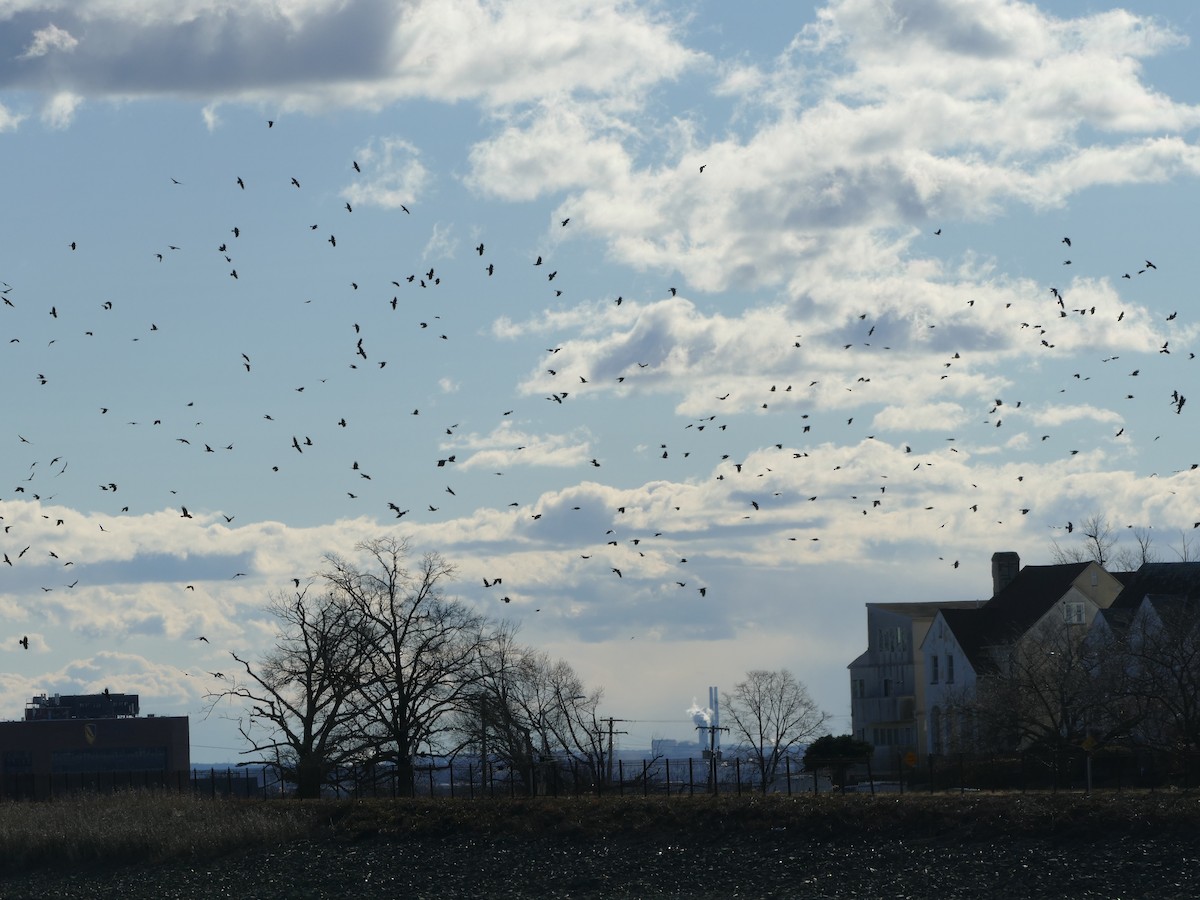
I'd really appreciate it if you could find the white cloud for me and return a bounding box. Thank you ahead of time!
[1030,404,1124,427]
[0,1,701,113]
[40,91,81,128]
[454,422,594,471]
[342,136,429,210]
[0,101,24,131]
[420,221,457,261]
[19,23,78,59]
[466,100,633,201]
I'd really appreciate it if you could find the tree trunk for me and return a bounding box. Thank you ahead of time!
[395,756,415,797]
[296,757,324,799]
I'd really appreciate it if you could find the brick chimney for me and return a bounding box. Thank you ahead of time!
[991,551,1020,597]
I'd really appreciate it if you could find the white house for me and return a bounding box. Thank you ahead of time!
[920,558,1125,757]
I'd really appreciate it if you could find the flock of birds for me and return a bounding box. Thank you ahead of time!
[2,118,1198,672]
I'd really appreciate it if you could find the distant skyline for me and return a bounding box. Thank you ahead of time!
[3,0,1200,758]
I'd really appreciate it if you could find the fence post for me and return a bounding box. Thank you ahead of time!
[618,760,624,796]
[735,758,741,795]
[689,758,695,797]
[643,760,649,797]
[928,756,935,793]
[785,757,792,796]
[665,759,671,797]
[867,756,874,796]
[959,754,965,796]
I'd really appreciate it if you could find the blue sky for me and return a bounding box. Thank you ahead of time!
[3,0,1200,760]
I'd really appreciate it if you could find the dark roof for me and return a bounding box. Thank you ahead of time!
[1096,606,1135,633]
[1109,562,1200,610]
[983,562,1090,633]
[938,607,994,670]
[868,601,981,617]
[937,563,1092,671]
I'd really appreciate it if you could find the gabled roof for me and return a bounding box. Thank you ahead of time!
[1096,605,1135,634]
[1109,562,1200,610]
[933,563,1092,671]
[938,607,997,670]
[982,562,1091,634]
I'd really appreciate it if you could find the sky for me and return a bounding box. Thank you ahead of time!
[3,0,1200,762]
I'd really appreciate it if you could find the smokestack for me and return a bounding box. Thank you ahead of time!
[991,551,1020,597]
[709,686,720,752]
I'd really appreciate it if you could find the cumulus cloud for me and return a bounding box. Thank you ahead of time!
[0,0,700,113]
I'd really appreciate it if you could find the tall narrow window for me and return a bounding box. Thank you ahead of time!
[930,655,940,684]
[946,655,955,684]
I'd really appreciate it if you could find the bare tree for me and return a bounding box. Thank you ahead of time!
[1170,529,1199,562]
[1050,514,1120,567]
[722,669,830,792]
[1124,599,1200,756]
[321,537,495,795]
[464,632,605,794]
[968,617,1136,756]
[206,587,369,798]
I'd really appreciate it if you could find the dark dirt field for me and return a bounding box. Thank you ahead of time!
[3,793,1199,898]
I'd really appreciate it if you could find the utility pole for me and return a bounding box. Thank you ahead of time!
[696,723,729,793]
[598,717,628,790]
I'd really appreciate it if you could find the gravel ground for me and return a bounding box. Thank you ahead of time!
[4,829,1199,899]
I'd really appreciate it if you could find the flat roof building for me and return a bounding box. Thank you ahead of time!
[1,693,189,798]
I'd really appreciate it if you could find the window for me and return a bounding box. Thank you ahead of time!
[946,654,955,684]
[852,678,865,699]
[1064,601,1085,625]
[930,655,939,684]
[883,678,892,697]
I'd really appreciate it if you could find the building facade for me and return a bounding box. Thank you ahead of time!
[0,693,189,797]
[849,599,982,773]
